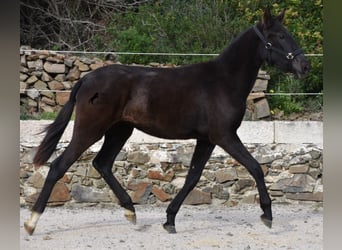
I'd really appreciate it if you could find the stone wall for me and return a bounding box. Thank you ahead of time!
[20,121,323,208]
[20,47,271,119]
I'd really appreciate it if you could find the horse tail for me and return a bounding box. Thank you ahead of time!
[33,78,84,166]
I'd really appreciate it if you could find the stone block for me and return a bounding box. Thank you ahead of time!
[127,151,150,164]
[255,98,270,119]
[183,188,211,205]
[152,186,171,202]
[289,165,309,174]
[215,168,237,183]
[71,184,110,203]
[44,62,66,73]
[286,192,323,202]
[56,92,70,105]
[127,182,152,204]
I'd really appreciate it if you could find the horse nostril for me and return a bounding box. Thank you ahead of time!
[302,62,311,74]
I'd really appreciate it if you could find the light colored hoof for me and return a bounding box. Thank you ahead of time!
[24,221,35,235]
[124,210,137,225]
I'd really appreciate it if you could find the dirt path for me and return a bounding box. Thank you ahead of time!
[20,203,322,250]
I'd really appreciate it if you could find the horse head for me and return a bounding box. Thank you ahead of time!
[255,8,310,78]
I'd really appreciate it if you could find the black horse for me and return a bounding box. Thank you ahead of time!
[24,8,310,235]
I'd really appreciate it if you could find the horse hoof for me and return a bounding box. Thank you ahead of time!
[24,221,35,235]
[124,209,136,225]
[260,214,272,228]
[163,223,177,234]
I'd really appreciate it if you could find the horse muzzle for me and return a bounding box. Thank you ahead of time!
[292,55,311,79]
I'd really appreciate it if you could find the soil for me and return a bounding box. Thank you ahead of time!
[20,203,323,250]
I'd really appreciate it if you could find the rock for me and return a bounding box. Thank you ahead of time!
[127,151,150,164]
[75,61,90,72]
[49,182,71,203]
[147,169,164,180]
[127,182,152,204]
[283,174,316,193]
[26,75,38,85]
[20,73,28,81]
[66,66,81,81]
[235,179,255,192]
[88,167,101,179]
[252,79,268,92]
[27,59,43,70]
[150,150,177,164]
[56,92,70,105]
[289,164,309,174]
[71,184,110,203]
[211,185,229,200]
[44,62,66,74]
[20,82,27,94]
[33,80,48,90]
[41,72,53,82]
[255,98,270,119]
[90,62,104,70]
[54,74,65,81]
[152,186,171,202]
[289,154,312,165]
[286,192,323,202]
[184,188,211,205]
[64,57,75,67]
[215,168,237,183]
[27,172,45,188]
[41,96,55,106]
[147,169,174,182]
[48,80,64,90]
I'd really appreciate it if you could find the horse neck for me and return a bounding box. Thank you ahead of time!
[215,26,264,99]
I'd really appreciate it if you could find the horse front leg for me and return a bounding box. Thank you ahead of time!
[217,133,273,228]
[163,140,215,233]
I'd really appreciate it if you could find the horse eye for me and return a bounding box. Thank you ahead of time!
[279,33,285,40]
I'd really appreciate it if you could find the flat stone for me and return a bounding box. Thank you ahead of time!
[27,172,45,188]
[283,174,316,193]
[184,188,211,205]
[49,182,71,203]
[33,80,48,90]
[255,98,270,119]
[71,184,110,203]
[26,75,38,85]
[152,186,171,202]
[127,151,150,164]
[127,182,152,204]
[215,168,237,183]
[235,179,255,192]
[147,169,164,181]
[64,57,75,67]
[252,79,268,92]
[41,72,53,82]
[289,165,309,174]
[44,62,66,74]
[286,192,323,202]
[20,73,28,81]
[66,66,81,81]
[56,92,70,105]
[27,59,43,70]
[48,80,65,90]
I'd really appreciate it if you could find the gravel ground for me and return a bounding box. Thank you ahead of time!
[20,203,322,250]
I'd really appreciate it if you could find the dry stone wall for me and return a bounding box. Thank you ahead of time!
[20,121,323,209]
[20,47,270,119]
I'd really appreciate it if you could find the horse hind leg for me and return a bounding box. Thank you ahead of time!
[92,123,136,224]
[24,131,104,235]
[163,140,215,233]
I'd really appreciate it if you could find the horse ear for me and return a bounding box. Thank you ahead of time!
[277,9,286,23]
[262,7,273,28]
